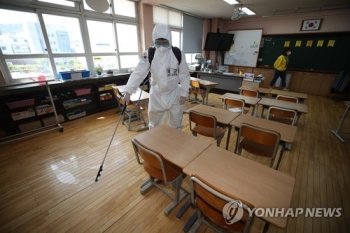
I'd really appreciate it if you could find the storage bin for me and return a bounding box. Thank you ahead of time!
[35,104,54,116]
[6,98,35,109]
[58,70,90,80]
[18,120,42,133]
[73,88,91,96]
[67,110,86,120]
[42,114,65,126]
[11,108,36,121]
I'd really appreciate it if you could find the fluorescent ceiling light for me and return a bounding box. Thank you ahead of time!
[224,0,239,5]
[241,7,256,15]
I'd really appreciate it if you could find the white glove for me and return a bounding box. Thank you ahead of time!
[179,96,186,105]
[123,92,131,105]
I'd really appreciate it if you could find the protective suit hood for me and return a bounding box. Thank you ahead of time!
[152,24,172,47]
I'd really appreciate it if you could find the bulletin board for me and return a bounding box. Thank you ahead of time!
[224,29,263,67]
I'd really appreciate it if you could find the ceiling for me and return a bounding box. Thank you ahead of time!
[142,0,350,19]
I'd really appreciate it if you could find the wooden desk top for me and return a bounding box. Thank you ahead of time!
[113,86,149,101]
[184,104,240,125]
[133,124,211,168]
[270,89,308,100]
[258,98,308,114]
[230,114,297,143]
[240,86,272,94]
[190,77,218,86]
[183,145,295,229]
[219,93,261,106]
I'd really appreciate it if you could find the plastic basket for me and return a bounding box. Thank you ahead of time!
[6,98,35,109]
[73,88,91,96]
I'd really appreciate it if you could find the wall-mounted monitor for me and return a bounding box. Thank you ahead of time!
[204,32,234,51]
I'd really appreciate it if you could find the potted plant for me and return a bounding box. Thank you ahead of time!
[94,65,103,75]
[106,70,113,76]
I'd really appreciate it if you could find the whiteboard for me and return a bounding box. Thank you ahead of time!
[224,29,263,67]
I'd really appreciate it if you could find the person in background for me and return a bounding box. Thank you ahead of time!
[269,47,292,91]
[123,24,190,130]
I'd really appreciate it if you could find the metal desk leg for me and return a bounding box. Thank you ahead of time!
[331,105,350,143]
[225,125,232,150]
[234,127,240,154]
[263,222,270,233]
[276,142,286,170]
[176,199,192,218]
[183,210,199,232]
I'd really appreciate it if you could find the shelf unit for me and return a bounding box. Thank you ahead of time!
[0,80,63,144]
[0,74,130,142]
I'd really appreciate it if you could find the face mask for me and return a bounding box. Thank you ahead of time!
[287,51,291,55]
[157,46,168,54]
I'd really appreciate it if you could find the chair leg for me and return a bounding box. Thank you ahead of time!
[140,177,154,194]
[192,131,197,137]
[189,211,202,233]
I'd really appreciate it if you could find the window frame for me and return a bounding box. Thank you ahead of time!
[0,1,141,83]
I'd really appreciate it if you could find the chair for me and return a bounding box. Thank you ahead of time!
[240,88,259,115]
[236,123,281,169]
[240,88,259,98]
[189,110,226,147]
[266,106,297,126]
[189,176,254,233]
[113,88,147,131]
[276,95,299,103]
[223,97,249,114]
[189,79,206,104]
[131,138,189,216]
[266,106,297,152]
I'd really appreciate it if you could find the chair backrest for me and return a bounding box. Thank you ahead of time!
[224,97,245,113]
[131,138,182,184]
[276,95,298,103]
[240,88,259,98]
[191,79,201,89]
[238,123,281,168]
[113,87,126,106]
[189,110,216,128]
[189,110,219,138]
[191,176,254,233]
[267,106,297,126]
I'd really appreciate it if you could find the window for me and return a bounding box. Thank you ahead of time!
[113,0,136,18]
[87,20,115,53]
[37,0,74,7]
[0,2,140,83]
[153,6,182,28]
[0,9,54,80]
[42,14,85,54]
[171,30,181,48]
[116,23,139,68]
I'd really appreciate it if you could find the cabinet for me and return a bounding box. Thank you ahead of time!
[0,82,64,140]
[0,74,130,141]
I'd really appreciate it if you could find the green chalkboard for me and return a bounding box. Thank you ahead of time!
[257,33,350,72]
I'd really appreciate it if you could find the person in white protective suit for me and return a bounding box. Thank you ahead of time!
[123,24,190,130]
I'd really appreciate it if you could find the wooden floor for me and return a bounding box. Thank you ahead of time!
[0,93,349,233]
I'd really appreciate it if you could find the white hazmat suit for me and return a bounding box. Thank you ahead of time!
[123,24,190,130]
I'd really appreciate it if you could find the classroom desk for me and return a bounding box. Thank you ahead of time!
[258,97,308,118]
[183,145,295,232]
[219,93,261,116]
[185,104,240,150]
[133,124,211,169]
[240,86,272,95]
[190,77,218,105]
[270,89,308,102]
[133,124,211,216]
[331,101,350,142]
[230,114,297,169]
